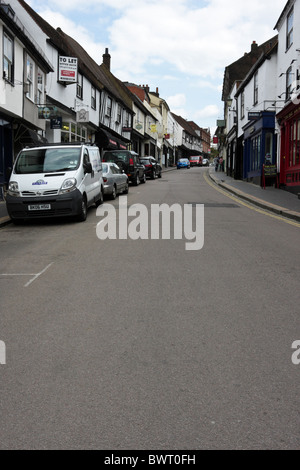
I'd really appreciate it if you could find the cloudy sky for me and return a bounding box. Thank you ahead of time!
[28,0,286,133]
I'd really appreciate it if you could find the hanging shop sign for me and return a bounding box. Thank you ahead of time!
[50,117,62,129]
[76,109,89,123]
[58,56,78,83]
[248,112,260,121]
[38,106,58,119]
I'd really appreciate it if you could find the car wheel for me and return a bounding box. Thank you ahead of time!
[77,195,87,222]
[142,173,146,184]
[151,170,156,180]
[123,182,129,194]
[134,174,140,186]
[110,185,117,200]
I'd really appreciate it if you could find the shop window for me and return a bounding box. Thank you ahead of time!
[251,135,261,171]
[61,121,87,143]
[265,132,273,160]
[289,119,300,167]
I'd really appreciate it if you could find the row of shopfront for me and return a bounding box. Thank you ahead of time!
[0,112,180,194]
[225,101,300,194]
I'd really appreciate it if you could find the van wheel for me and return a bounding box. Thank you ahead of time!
[77,196,87,222]
[95,189,103,207]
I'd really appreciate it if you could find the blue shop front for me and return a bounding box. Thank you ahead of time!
[242,111,276,185]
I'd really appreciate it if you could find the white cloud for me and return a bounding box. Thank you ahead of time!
[32,0,284,80]
[195,105,220,120]
[28,0,285,129]
[167,94,186,109]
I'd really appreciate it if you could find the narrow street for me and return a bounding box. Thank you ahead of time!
[0,167,299,450]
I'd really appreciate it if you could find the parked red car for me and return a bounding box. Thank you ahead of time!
[189,155,203,167]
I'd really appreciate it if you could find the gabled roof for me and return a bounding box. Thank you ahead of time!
[234,37,278,97]
[274,0,293,30]
[17,0,138,115]
[222,35,278,102]
[123,83,158,120]
[171,113,199,137]
[0,2,53,72]
[17,0,105,91]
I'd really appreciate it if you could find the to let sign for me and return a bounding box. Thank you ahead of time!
[58,56,78,83]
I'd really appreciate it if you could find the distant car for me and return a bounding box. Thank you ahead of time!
[189,155,202,167]
[140,156,162,179]
[177,158,190,169]
[102,162,129,199]
[102,150,146,186]
[202,158,209,167]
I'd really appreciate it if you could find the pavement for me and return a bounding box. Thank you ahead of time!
[1,165,300,227]
[208,167,300,223]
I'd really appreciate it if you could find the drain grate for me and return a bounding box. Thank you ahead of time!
[188,202,240,208]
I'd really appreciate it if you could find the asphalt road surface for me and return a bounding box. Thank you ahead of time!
[0,167,299,450]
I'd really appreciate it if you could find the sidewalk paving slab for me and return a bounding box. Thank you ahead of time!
[208,168,300,222]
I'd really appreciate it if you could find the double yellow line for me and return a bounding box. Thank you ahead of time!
[203,172,300,228]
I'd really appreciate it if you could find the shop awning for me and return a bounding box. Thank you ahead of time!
[96,128,129,150]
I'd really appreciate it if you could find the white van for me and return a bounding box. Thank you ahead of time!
[6,143,103,223]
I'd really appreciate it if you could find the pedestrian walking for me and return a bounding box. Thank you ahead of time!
[219,156,224,171]
[215,156,219,172]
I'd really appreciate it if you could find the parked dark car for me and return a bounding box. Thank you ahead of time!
[102,163,129,199]
[140,156,162,179]
[102,150,146,186]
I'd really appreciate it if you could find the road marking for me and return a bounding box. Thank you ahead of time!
[203,172,300,228]
[0,262,54,287]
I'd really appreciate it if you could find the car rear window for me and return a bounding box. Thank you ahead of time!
[103,151,129,163]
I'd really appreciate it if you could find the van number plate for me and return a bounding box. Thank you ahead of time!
[28,204,51,211]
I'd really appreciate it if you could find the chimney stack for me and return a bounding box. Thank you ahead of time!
[102,48,111,70]
[251,41,258,53]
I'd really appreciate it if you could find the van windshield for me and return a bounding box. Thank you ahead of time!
[14,148,81,174]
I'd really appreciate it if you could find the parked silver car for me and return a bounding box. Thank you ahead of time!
[102,162,129,199]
